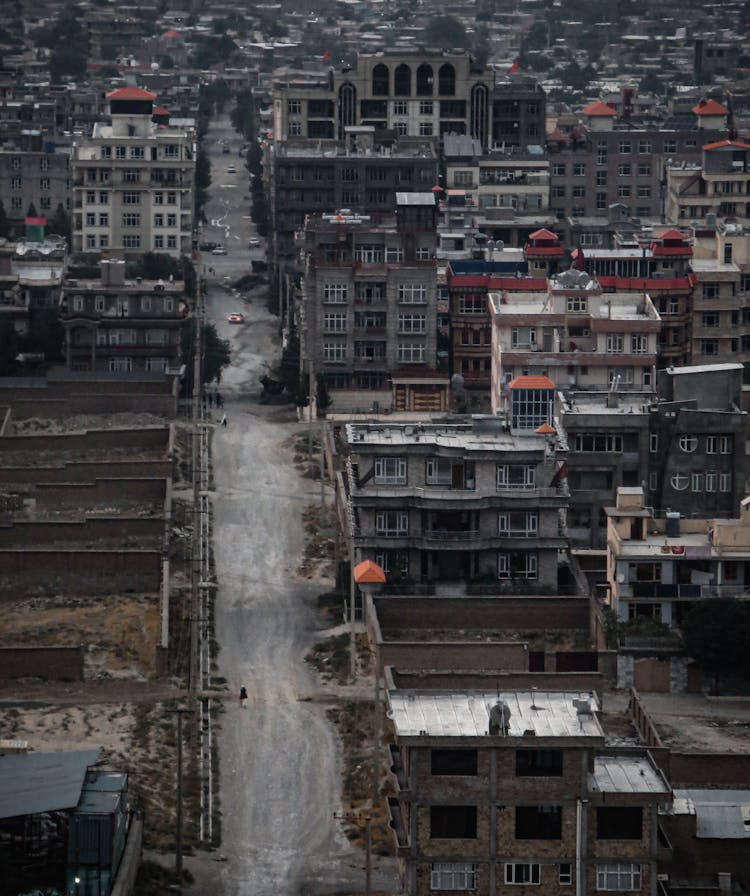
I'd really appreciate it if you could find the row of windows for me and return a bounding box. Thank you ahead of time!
[322,313,426,333]
[7,196,58,211]
[322,284,428,304]
[85,234,178,250]
[428,861,641,891]
[97,144,182,160]
[370,459,536,490]
[323,343,425,363]
[9,157,52,170]
[85,213,180,228]
[648,471,732,492]
[428,804,642,842]
[70,295,175,313]
[108,357,168,373]
[85,191,179,205]
[10,177,53,190]
[94,329,170,346]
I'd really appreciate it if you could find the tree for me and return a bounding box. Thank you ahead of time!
[423,15,468,49]
[126,253,197,299]
[195,147,211,221]
[32,5,89,82]
[316,373,332,412]
[48,203,71,245]
[681,598,750,694]
[180,319,230,394]
[0,200,9,238]
[276,326,305,404]
[26,202,37,218]
[24,307,64,362]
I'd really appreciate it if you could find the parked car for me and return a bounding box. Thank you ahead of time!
[248,237,260,248]
[227,313,244,324]
[226,165,237,174]
[199,241,218,251]
[212,245,227,255]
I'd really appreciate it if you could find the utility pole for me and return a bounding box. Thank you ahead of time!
[365,816,372,896]
[349,538,357,682]
[308,358,314,459]
[320,421,326,510]
[172,706,190,875]
[189,283,203,699]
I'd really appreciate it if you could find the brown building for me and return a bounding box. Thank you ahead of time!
[59,258,187,374]
[386,687,670,896]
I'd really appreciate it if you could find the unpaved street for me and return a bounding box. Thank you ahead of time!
[203,117,395,896]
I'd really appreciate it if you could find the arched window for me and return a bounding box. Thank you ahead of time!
[416,63,434,96]
[394,64,411,96]
[372,63,389,96]
[338,83,357,139]
[438,63,456,96]
[470,83,489,148]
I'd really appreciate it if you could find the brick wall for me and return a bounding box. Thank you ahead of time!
[391,670,605,697]
[668,752,750,789]
[0,646,84,680]
[0,460,173,484]
[0,549,161,595]
[33,478,167,506]
[0,427,170,455]
[0,518,164,547]
[379,642,529,674]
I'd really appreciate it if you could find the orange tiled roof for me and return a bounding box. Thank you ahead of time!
[582,100,616,116]
[508,375,556,390]
[535,423,556,434]
[703,139,750,151]
[656,228,686,241]
[528,228,558,241]
[353,559,386,584]
[692,98,727,116]
[106,87,157,101]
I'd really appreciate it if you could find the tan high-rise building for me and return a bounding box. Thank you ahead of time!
[72,87,195,259]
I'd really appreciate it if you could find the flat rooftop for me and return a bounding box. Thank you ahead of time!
[347,420,559,451]
[388,690,603,739]
[672,789,750,838]
[590,754,670,795]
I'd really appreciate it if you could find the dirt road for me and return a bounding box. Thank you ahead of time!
[202,117,397,896]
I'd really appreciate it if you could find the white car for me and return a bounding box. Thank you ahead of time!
[248,237,260,248]
[226,165,237,174]
[211,245,227,255]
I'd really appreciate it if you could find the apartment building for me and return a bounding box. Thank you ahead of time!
[488,271,661,414]
[548,103,721,231]
[59,258,186,374]
[300,196,444,410]
[268,129,439,264]
[0,132,70,229]
[271,50,544,151]
[648,364,746,520]
[606,486,750,628]
[339,417,568,588]
[71,87,195,259]
[386,686,670,896]
[666,140,750,226]
[573,229,695,368]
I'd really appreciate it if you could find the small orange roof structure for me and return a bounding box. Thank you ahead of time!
[353,559,386,585]
[656,228,686,241]
[106,87,157,101]
[508,375,556,390]
[535,423,556,435]
[692,98,727,116]
[703,139,750,151]
[528,228,558,241]
[582,100,616,117]
[163,29,182,39]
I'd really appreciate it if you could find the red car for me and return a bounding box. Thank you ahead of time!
[227,313,244,324]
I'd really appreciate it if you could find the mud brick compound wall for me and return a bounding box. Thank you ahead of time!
[0,646,85,681]
[0,549,161,596]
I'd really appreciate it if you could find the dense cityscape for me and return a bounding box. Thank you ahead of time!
[0,1,750,895]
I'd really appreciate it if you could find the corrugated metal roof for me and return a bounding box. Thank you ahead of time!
[673,789,750,839]
[589,754,669,795]
[0,749,100,819]
[387,691,603,739]
[395,192,435,206]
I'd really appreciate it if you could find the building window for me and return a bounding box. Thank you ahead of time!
[497,464,535,489]
[606,334,624,353]
[573,163,585,176]
[596,863,641,891]
[692,472,704,492]
[163,298,174,313]
[323,283,348,303]
[498,551,537,579]
[323,342,346,363]
[702,283,720,299]
[287,100,301,115]
[431,750,478,775]
[419,101,433,115]
[122,213,140,227]
[679,435,697,453]
[559,864,573,886]
[572,185,585,198]
[638,140,651,154]
[393,100,408,115]
[516,806,562,840]
[374,457,407,485]
[720,472,731,492]
[86,213,96,227]
[141,296,152,312]
[398,313,426,334]
[618,185,631,198]
[86,235,97,248]
[430,863,476,891]
[40,177,50,191]
[430,806,477,839]
[86,191,96,204]
[154,214,164,227]
[94,295,106,312]
[703,312,720,328]
[498,511,538,536]
[130,146,144,159]
[505,864,541,885]
[109,358,133,373]
[649,433,658,453]
[670,473,689,491]
[10,176,21,190]
[597,807,643,840]
[288,121,302,137]
[617,164,632,177]
[574,434,623,452]
[398,283,426,304]
[154,235,164,249]
[552,163,566,176]
[701,339,719,356]
[99,213,108,226]
[397,343,425,363]
[167,192,177,205]
[516,748,563,776]
[705,435,717,454]
[419,122,434,136]
[720,435,732,454]
[637,185,651,198]
[123,236,141,249]
[375,510,408,536]
[638,163,652,176]
[323,312,347,332]
[99,235,108,248]
[122,192,140,205]
[566,296,588,312]
[596,171,607,186]
[631,334,648,353]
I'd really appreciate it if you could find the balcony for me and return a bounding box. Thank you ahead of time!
[619,582,747,600]
[386,797,410,856]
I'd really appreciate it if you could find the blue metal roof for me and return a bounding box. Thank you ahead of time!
[0,749,100,819]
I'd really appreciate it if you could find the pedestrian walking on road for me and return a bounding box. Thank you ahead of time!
[240,686,248,705]
[220,413,227,427]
